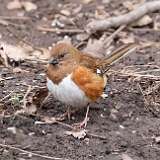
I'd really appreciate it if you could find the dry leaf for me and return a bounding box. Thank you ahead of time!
[0,42,50,63]
[32,87,48,107]
[42,116,57,124]
[32,48,50,60]
[60,10,71,16]
[95,6,109,19]
[0,42,29,61]
[13,67,29,73]
[21,1,37,12]
[7,0,22,10]
[15,104,37,115]
[122,1,134,11]
[0,19,9,26]
[65,129,87,139]
[83,38,105,58]
[0,46,9,67]
[132,15,152,27]
[121,154,133,160]
[82,0,94,4]
[102,0,110,4]
[7,0,37,12]
[120,36,135,44]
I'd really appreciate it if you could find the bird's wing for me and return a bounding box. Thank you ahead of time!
[71,66,106,101]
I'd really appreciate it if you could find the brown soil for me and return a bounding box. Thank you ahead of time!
[0,0,160,160]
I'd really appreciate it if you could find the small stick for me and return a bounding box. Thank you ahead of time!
[37,26,84,34]
[22,85,32,109]
[0,143,67,160]
[87,132,107,140]
[0,91,14,102]
[36,116,107,140]
[0,16,30,20]
[87,1,160,33]
[104,25,126,50]
[137,83,149,106]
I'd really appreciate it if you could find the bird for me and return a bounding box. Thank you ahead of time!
[46,42,136,128]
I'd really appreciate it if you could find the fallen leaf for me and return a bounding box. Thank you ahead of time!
[60,9,71,16]
[0,42,29,61]
[65,129,87,139]
[0,19,9,26]
[7,0,37,12]
[13,67,29,73]
[83,37,106,58]
[21,1,37,12]
[122,1,134,11]
[76,33,89,41]
[42,116,57,124]
[82,0,94,4]
[7,0,22,10]
[120,36,135,44]
[132,15,152,27]
[32,87,48,107]
[102,0,110,4]
[0,41,50,63]
[95,6,109,19]
[121,154,133,160]
[0,46,9,67]
[15,104,37,115]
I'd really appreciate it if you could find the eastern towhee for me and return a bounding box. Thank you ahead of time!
[46,42,136,128]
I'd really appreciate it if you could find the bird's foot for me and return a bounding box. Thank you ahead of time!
[72,105,90,129]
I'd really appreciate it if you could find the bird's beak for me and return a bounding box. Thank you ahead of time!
[49,58,59,65]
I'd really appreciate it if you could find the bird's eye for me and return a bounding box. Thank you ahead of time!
[59,54,65,58]
[49,58,59,65]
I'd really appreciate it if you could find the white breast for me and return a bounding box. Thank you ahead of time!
[47,74,91,107]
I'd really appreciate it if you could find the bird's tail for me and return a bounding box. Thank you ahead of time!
[98,43,137,72]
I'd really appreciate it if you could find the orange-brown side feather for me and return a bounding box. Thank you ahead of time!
[71,66,105,101]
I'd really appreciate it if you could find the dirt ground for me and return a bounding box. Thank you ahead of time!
[1,0,160,160]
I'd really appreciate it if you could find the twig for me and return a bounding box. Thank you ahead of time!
[104,25,126,50]
[37,26,84,34]
[87,1,160,33]
[109,69,160,80]
[22,85,32,109]
[87,132,107,140]
[0,91,14,102]
[36,116,107,140]
[0,16,30,20]
[0,143,67,160]
[137,83,149,106]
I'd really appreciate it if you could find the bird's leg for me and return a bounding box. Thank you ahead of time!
[58,106,78,121]
[80,105,90,128]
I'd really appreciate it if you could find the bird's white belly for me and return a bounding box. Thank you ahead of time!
[47,75,91,107]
